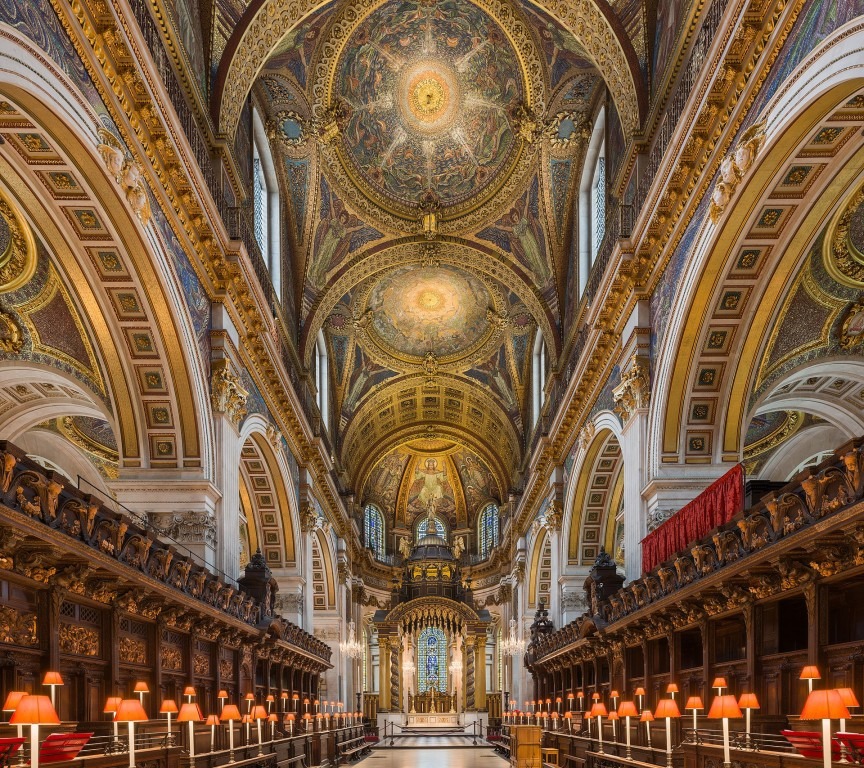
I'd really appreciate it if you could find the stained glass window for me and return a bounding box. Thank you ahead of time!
[364,504,384,560]
[416,515,446,543]
[478,503,499,558]
[418,627,447,693]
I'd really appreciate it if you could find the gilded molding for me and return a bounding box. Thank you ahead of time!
[708,120,766,223]
[0,188,37,294]
[96,128,152,225]
[826,182,864,287]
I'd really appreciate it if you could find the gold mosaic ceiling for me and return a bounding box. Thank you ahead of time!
[257,0,606,496]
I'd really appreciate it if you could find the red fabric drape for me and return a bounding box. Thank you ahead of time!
[641,464,744,574]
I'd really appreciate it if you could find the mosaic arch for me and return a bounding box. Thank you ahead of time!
[565,428,623,565]
[0,66,212,474]
[215,0,644,146]
[653,64,864,469]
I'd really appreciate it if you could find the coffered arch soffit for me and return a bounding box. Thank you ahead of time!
[343,374,519,491]
[0,74,212,475]
[653,70,864,470]
[214,0,644,144]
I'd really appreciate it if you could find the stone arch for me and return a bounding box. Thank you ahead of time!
[650,22,864,473]
[0,31,214,476]
[565,427,623,567]
[238,418,299,570]
[213,0,644,141]
[311,527,337,611]
[527,526,552,610]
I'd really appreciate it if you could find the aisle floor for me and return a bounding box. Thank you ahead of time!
[362,746,507,767]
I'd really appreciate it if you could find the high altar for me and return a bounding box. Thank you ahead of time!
[371,522,492,726]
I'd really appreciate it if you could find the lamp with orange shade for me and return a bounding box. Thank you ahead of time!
[655,699,681,768]
[837,688,859,741]
[583,708,593,738]
[801,689,850,768]
[133,682,149,707]
[10,695,59,768]
[183,686,196,704]
[286,712,295,736]
[684,696,703,735]
[268,713,278,740]
[618,702,638,760]
[113,698,148,768]
[280,692,288,712]
[738,694,759,749]
[291,693,299,711]
[712,677,728,696]
[244,692,255,714]
[205,714,220,752]
[177,702,202,761]
[591,702,608,754]
[102,696,122,744]
[707,694,743,768]
[608,710,619,743]
[800,665,821,694]
[41,672,63,709]
[241,714,252,744]
[666,683,678,702]
[550,711,559,731]
[634,687,645,712]
[252,705,267,754]
[610,691,620,710]
[218,691,229,709]
[220,704,241,762]
[556,696,562,714]
[3,692,28,749]
[266,694,275,713]
[160,699,178,742]
[577,691,584,712]
[640,709,654,748]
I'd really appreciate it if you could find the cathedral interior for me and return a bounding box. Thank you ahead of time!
[0,0,864,765]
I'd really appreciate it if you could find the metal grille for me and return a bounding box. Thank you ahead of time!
[593,157,606,258]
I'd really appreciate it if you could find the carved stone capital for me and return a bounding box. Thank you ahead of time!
[150,510,217,547]
[210,359,248,426]
[613,355,650,422]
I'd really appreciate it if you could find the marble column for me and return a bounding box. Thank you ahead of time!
[475,634,487,711]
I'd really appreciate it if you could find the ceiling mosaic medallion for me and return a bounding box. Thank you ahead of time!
[0,186,37,294]
[354,263,506,371]
[313,0,544,234]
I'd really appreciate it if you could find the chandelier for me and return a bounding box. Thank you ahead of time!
[341,620,364,659]
[500,618,525,657]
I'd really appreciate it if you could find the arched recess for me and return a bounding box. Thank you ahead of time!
[0,363,116,496]
[652,23,864,471]
[527,527,552,610]
[238,418,299,570]
[0,30,213,475]
[214,0,644,142]
[564,421,623,566]
[311,528,336,611]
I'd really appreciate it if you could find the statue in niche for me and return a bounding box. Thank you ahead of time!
[452,536,465,559]
[399,536,411,559]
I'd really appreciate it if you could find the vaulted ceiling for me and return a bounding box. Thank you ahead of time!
[239,0,646,519]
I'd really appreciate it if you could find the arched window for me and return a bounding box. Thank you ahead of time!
[314,330,329,430]
[418,627,447,693]
[252,109,281,295]
[364,504,384,560]
[578,106,606,294]
[416,515,447,543]
[478,503,499,558]
[532,328,547,428]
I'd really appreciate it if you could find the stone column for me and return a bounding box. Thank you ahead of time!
[475,634,487,711]
[465,636,476,711]
[390,639,400,712]
[378,638,390,711]
[613,327,650,582]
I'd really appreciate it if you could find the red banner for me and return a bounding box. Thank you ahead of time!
[641,464,744,574]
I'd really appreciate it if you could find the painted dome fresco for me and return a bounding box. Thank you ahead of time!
[367,264,491,359]
[315,0,544,232]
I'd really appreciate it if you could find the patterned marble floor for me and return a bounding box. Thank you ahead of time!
[363,745,507,766]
